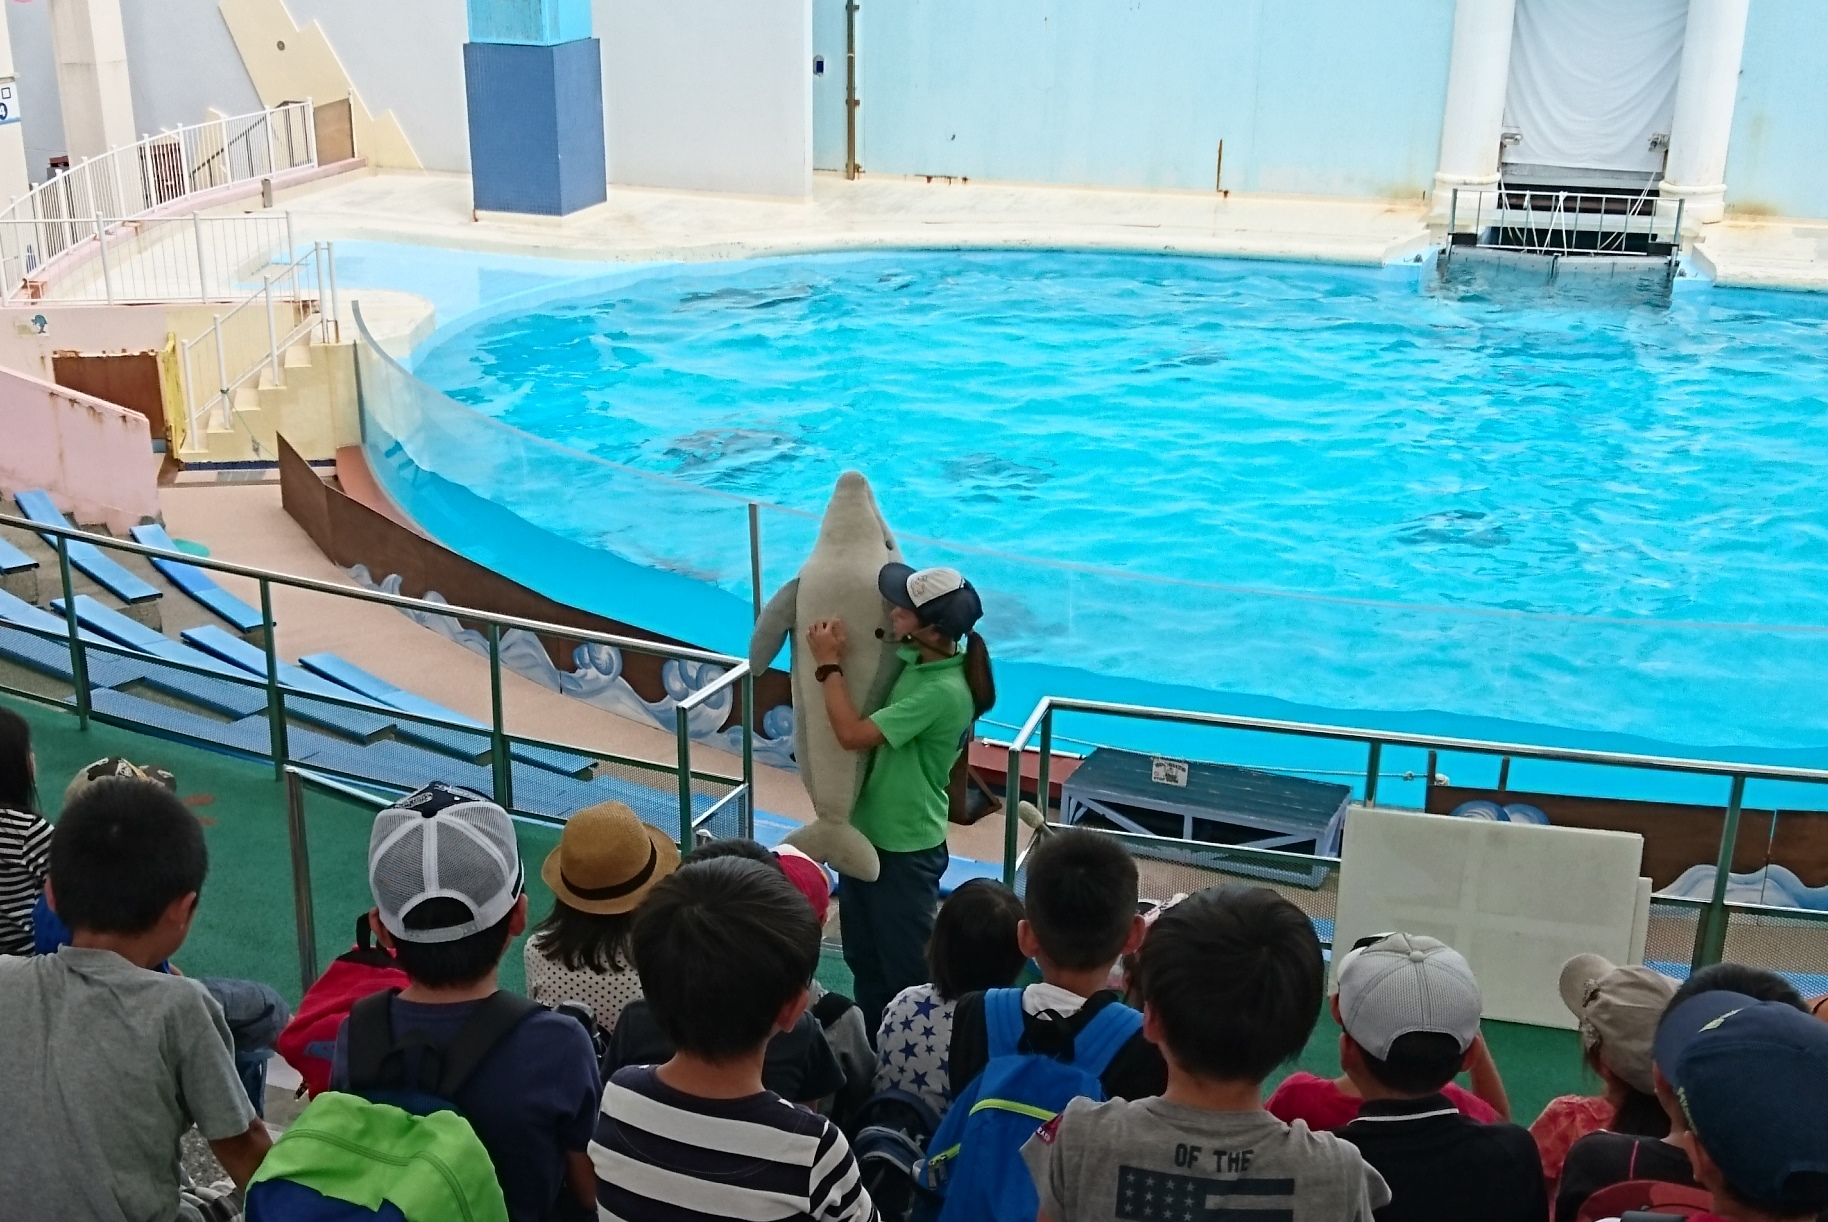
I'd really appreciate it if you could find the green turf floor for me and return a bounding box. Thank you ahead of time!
[6,692,1596,1121]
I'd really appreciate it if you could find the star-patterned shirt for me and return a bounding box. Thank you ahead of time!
[872,983,957,1118]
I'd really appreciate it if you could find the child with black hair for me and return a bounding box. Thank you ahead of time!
[1654,991,1828,1222]
[329,782,602,1222]
[1023,885,1389,1222]
[874,878,1026,1118]
[1332,933,1545,1222]
[0,705,50,956]
[944,828,1164,1103]
[590,856,877,1222]
[0,777,274,1220]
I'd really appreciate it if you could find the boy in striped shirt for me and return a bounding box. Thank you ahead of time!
[590,856,878,1222]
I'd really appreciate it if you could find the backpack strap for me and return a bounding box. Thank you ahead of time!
[812,990,857,1029]
[984,988,1027,1059]
[1067,998,1144,1081]
[344,989,404,1091]
[434,991,540,1099]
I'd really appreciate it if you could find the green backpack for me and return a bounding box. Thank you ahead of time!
[247,1091,509,1222]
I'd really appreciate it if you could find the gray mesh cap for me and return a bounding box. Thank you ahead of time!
[1337,932,1482,1059]
[368,782,524,944]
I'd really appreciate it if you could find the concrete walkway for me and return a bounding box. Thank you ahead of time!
[265,169,1437,268]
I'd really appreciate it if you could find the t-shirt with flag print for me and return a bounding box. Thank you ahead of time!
[1021,1095,1390,1222]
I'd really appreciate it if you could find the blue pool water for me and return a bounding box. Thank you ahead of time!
[397,249,1828,767]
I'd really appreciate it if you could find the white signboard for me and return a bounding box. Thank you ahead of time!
[1150,757,1189,787]
[0,80,19,127]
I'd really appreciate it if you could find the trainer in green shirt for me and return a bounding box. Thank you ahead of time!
[806,562,995,1024]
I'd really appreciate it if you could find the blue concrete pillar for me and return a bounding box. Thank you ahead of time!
[464,0,606,216]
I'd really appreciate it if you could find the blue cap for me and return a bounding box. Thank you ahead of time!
[1655,990,1828,1211]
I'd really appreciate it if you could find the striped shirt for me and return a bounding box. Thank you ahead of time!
[0,805,53,956]
[590,1065,877,1222]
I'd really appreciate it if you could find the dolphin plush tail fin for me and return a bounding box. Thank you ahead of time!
[784,819,882,883]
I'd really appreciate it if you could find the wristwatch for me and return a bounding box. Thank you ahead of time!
[816,664,844,683]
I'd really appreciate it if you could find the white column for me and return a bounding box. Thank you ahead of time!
[46,0,134,162]
[1430,0,1518,217]
[1661,0,1751,226]
[0,7,32,202]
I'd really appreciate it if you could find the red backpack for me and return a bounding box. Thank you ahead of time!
[276,917,410,1098]
[1576,1178,1714,1222]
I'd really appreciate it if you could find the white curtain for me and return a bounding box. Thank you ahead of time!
[1502,0,1688,173]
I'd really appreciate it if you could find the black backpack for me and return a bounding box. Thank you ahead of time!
[344,988,540,1115]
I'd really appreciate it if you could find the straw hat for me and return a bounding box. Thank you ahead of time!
[541,801,679,915]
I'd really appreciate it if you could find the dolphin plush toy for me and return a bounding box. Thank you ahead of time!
[750,471,903,882]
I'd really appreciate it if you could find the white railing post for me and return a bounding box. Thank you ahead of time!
[285,211,295,263]
[265,106,278,176]
[264,274,280,383]
[193,213,207,300]
[213,317,230,430]
[94,215,114,304]
[327,240,339,343]
[304,97,317,167]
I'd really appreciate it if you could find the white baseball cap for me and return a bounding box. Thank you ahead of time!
[1337,932,1482,1059]
[368,782,524,944]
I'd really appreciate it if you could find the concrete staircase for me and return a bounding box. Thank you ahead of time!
[186,337,359,464]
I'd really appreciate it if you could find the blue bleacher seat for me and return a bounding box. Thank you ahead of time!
[0,534,35,575]
[54,595,249,678]
[128,524,264,634]
[13,490,160,604]
[299,651,595,776]
[178,625,397,742]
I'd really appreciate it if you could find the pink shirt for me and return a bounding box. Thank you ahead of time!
[1265,1070,1501,1130]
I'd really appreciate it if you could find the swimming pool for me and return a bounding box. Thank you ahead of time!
[376,249,1828,766]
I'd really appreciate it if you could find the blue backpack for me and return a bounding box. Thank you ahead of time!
[918,988,1143,1222]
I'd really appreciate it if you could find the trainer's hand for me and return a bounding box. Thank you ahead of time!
[807,619,848,667]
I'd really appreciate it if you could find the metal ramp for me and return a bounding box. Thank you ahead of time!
[1442,185,1684,279]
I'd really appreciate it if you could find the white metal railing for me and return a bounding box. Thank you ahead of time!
[1,212,303,305]
[0,102,315,303]
[1445,186,1684,260]
[178,241,340,453]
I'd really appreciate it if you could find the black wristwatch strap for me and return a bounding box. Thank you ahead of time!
[816,664,844,683]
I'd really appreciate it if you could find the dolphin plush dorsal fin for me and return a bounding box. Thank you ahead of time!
[748,578,800,673]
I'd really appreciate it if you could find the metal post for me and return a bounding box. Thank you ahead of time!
[1035,708,1054,828]
[748,502,763,622]
[1693,774,1746,969]
[1425,749,1438,795]
[1446,189,1458,264]
[57,536,89,729]
[259,579,288,778]
[1364,741,1383,806]
[843,0,860,179]
[487,624,512,809]
[1497,756,1511,791]
[264,275,280,382]
[284,768,319,996]
[674,706,695,855]
[740,670,756,839]
[265,106,279,175]
[1003,739,1023,886]
[326,240,340,342]
[193,213,207,299]
[285,211,295,265]
[212,316,229,431]
[176,126,192,198]
[94,215,114,304]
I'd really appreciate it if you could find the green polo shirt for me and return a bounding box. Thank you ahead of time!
[850,645,975,855]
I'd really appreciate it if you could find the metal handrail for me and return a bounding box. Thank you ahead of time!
[0,514,754,830]
[674,660,756,852]
[1001,694,1828,971]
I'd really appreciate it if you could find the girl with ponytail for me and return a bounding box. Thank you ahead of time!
[805,563,991,1025]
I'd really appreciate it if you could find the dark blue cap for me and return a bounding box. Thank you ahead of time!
[1655,990,1828,1211]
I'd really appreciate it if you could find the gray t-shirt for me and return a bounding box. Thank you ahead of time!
[1023,1096,1392,1222]
[0,947,256,1222]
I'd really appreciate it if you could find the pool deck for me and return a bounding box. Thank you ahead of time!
[273,169,1438,268]
[263,168,1828,292]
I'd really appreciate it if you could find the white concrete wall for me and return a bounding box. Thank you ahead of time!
[289,0,469,172]
[0,347,157,532]
[4,0,66,182]
[120,0,260,135]
[597,0,812,197]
